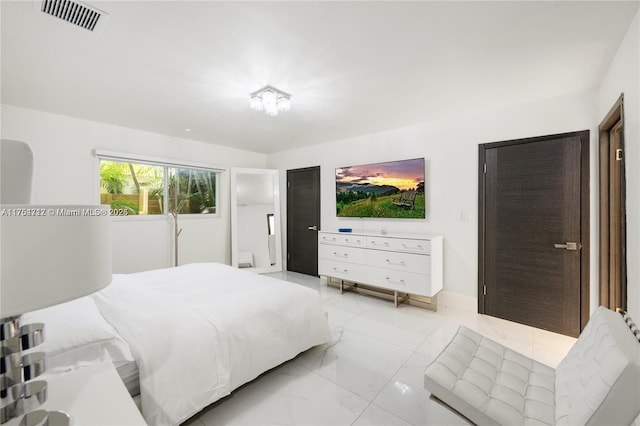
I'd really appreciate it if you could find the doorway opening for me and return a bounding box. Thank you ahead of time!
[599,94,627,312]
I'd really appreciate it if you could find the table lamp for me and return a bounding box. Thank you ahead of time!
[1,207,112,424]
[1,140,113,425]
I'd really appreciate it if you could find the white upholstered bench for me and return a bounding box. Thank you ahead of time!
[424,306,640,425]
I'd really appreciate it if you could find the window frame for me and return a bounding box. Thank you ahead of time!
[95,150,225,220]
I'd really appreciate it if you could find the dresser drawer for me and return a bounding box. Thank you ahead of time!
[318,244,366,265]
[366,236,394,250]
[366,266,431,296]
[339,234,366,247]
[366,250,430,274]
[319,259,366,281]
[393,238,431,254]
[318,232,340,245]
[367,236,431,254]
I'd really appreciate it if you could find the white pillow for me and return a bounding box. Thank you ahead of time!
[21,296,134,375]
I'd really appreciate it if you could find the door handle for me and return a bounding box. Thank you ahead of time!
[554,242,580,251]
[308,225,318,231]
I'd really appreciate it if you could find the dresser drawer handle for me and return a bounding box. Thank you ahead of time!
[401,244,423,250]
[385,277,406,285]
[333,252,348,258]
[333,267,348,273]
[385,259,406,266]
[372,241,390,246]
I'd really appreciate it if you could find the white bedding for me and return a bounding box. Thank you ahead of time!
[21,296,134,375]
[91,263,331,426]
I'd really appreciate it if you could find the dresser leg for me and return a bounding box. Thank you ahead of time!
[340,280,358,294]
[394,291,410,308]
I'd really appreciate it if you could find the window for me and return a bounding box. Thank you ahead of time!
[98,153,221,216]
[169,168,217,214]
[100,161,165,215]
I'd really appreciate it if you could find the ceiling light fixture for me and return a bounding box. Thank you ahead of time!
[249,85,291,116]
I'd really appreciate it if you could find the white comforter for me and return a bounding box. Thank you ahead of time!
[92,263,331,426]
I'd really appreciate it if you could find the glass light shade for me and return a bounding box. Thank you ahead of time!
[249,86,290,116]
[277,97,291,112]
[0,205,112,318]
[249,95,263,111]
[262,90,277,116]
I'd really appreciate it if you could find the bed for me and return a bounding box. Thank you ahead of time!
[22,263,332,426]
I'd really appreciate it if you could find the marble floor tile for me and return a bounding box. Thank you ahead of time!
[197,361,368,426]
[533,326,577,350]
[531,343,570,369]
[351,404,412,426]
[322,290,391,316]
[294,327,413,400]
[531,329,576,368]
[415,321,460,363]
[325,306,360,330]
[373,352,471,425]
[342,318,426,352]
[188,273,577,426]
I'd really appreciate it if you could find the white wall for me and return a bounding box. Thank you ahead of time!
[268,90,599,309]
[598,11,640,319]
[1,105,267,273]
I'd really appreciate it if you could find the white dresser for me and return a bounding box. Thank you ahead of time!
[318,231,443,308]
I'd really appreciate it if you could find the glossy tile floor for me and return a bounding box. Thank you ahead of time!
[183,271,576,426]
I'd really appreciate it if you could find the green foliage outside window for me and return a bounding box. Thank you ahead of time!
[169,168,216,214]
[99,160,217,215]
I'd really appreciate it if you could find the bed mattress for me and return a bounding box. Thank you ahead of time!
[92,262,331,426]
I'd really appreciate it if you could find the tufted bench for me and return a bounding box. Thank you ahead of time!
[424,306,640,425]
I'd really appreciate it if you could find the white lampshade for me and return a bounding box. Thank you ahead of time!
[0,140,33,204]
[1,205,112,318]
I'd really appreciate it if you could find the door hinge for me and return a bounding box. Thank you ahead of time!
[483,285,487,296]
[287,253,290,260]
[483,163,487,174]
[287,181,290,188]
[616,149,623,161]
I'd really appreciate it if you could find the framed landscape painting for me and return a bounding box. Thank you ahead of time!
[336,158,425,218]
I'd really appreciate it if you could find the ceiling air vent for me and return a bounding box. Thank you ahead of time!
[40,0,107,32]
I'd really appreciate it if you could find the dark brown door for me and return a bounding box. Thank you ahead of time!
[479,131,589,337]
[599,95,627,312]
[287,166,320,276]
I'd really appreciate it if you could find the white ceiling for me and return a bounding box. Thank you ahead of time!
[1,1,637,154]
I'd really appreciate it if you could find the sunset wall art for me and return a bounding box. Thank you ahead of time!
[335,158,425,218]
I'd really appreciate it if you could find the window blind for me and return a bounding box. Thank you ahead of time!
[94,149,226,173]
